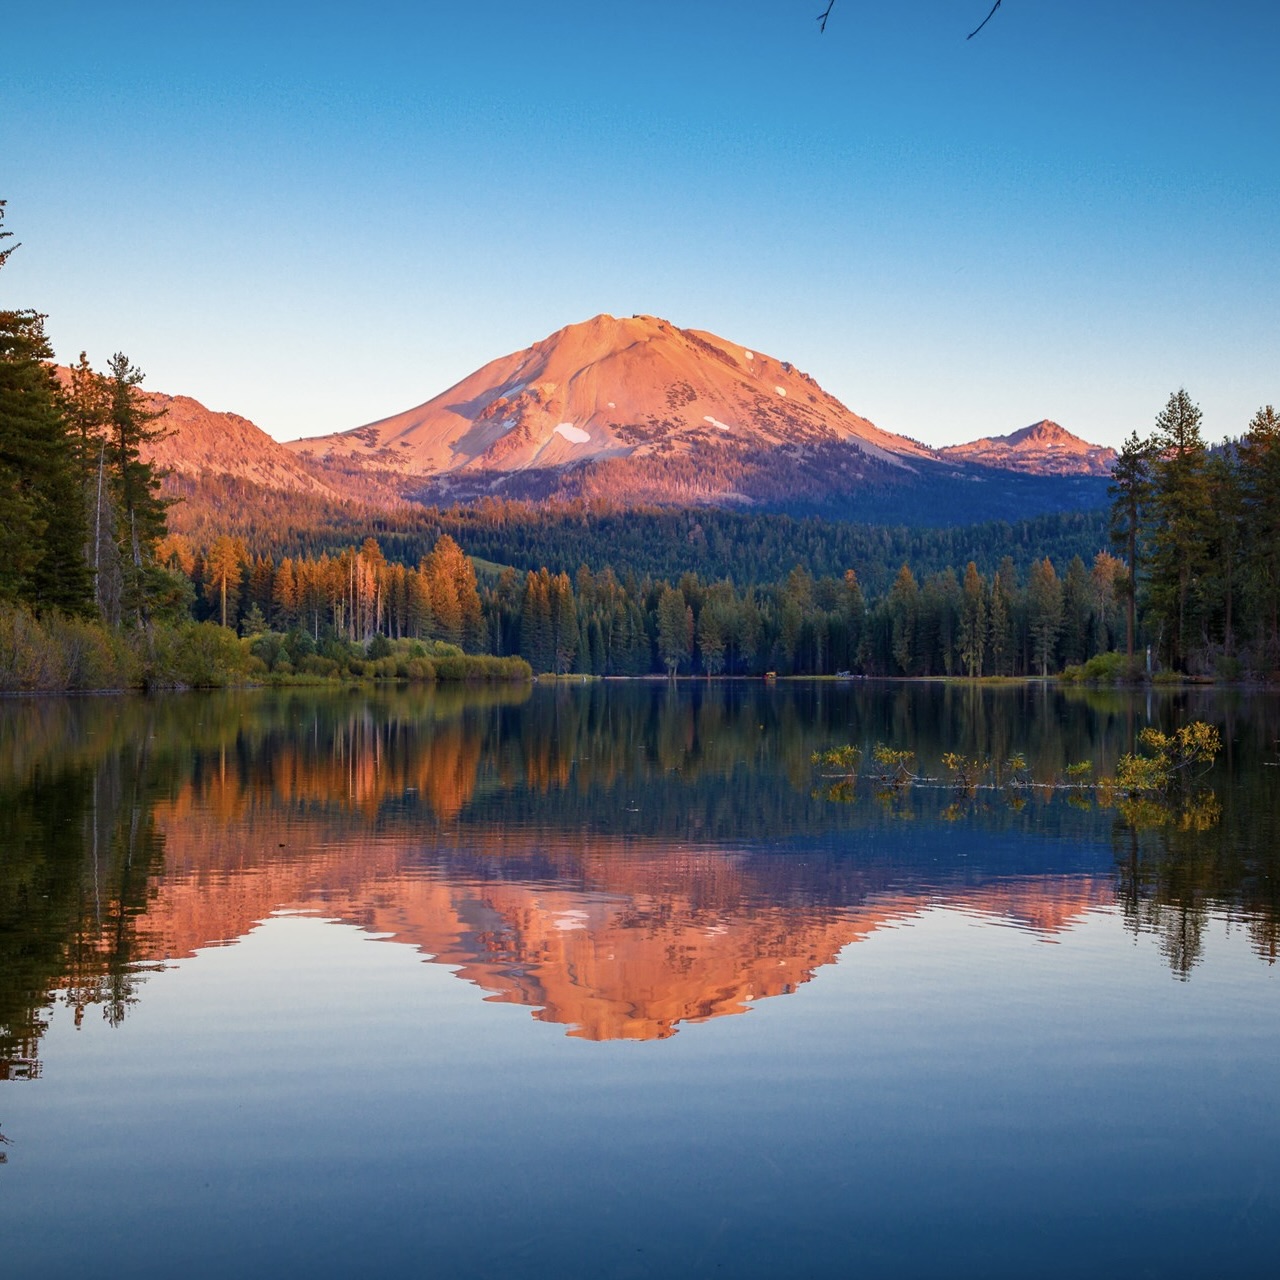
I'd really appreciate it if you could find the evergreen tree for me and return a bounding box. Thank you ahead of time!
[1203,447,1243,659]
[1238,405,1280,667]
[519,569,553,673]
[1059,555,1091,668]
[1147,390,1210,669]
[841,569,865,669]
[987,570,1011,676]
[0,202,93,614]
[205,535,247,628]
[958,561,987,678]
[550,570,577,673]
[104,352,170,627]
[696,598,727,675]
[887,564,919,675]
[1108,430,1152,661]
[656,585,692,676]
[64,354,121,617]
[1027,557,1063,676]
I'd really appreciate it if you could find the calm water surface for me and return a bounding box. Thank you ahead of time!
[2,681,1278,1277]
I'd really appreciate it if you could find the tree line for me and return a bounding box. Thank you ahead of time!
[1109,390,1280,675]
[164,520,1134,679]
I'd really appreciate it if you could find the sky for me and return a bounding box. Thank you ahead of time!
[4,1,1277,449]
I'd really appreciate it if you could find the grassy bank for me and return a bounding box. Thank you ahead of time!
[0,605,532,692]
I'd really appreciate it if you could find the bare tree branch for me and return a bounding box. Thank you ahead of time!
[966,0,1003,40]
[815,2,1005,39]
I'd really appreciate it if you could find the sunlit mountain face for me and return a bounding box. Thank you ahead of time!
[281,314,1114,517]
[285,312,933,477]
[90,315,1112,524]
[939,419,1118,476]
[3,682,1277,1073]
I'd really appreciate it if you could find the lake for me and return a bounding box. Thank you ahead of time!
[2,680,1278,1277]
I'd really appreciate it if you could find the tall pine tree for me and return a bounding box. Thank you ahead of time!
[0,201,93,614]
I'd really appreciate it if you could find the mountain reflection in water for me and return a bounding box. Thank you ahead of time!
[2,681,1277,1070]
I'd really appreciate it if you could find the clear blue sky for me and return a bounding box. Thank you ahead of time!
[4,1,1277,447]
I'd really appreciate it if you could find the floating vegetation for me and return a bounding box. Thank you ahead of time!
[811,722,1223,828]
[811,745,862,777]
[940,752,990,793]
[870,744,916,789]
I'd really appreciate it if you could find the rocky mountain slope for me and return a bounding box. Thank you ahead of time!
[285,312,935,481]
[139,389,339,496]
[280,314,1114,518]
[75,318,1116,525]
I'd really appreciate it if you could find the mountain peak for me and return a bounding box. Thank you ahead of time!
[940,419,1117,477]
[283,313,934,492]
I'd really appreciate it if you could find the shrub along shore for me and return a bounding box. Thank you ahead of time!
[0,603,531,692]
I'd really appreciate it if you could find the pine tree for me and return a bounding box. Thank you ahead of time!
[887,564,919,675]
[1203,448,1243,660]
[656,585,692,676]
[1108,430,1152,662]
[1027,557,1063,676]
[104,352,169,627]
[0,202,93,614]
[841,569,865,670]
[987,569,1012,676]
[1059,555,1091,668]
[550,571,577,673]
[519,569,553,673]
[1238,406,1280,667]
[205,535,247,628]
[1146,390,1210,670]
[697,600,727,675]
[958,561,987,678]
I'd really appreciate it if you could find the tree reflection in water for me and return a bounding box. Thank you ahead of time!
[1,681,1277,1069]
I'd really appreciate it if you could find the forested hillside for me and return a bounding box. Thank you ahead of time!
[165,475,1109,598]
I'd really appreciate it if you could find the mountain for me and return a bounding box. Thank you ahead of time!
[53,369,339,499]
[939,420,1117,476]
[139,389,339,497]
[66,321,1115,529]
[283,314,1113,521]
[286,312,933,478]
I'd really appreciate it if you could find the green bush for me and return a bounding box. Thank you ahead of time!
[434,654,532,681]
[147,621,249,688]
[298,654,340,678]
[0,603,137,690]
[1060,651,1144,685]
